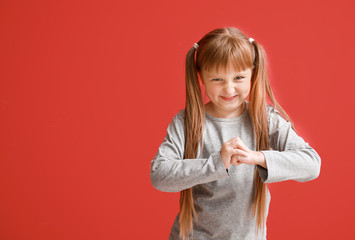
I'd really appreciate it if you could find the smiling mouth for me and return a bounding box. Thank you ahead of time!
[221,95,237,101]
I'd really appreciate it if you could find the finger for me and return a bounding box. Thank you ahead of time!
[231,161,242,166]
[231,137,249,152]
[232,136,241,143]
[231,155,238,164]
[236,155,247,163]
[227,137,240,147]
[231,148,248,157]
[236,140,250,153]
[231,155,244,165]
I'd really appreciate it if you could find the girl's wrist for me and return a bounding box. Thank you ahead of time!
[255,151,267,169]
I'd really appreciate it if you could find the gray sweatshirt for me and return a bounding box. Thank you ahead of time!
[150,101,321,240]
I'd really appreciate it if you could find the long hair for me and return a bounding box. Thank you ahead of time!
[180,27,295,239]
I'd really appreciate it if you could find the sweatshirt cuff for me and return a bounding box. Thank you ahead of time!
[257,151,269,182]
[211,151,230,178]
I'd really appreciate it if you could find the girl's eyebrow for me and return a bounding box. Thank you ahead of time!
[207,71,248,77]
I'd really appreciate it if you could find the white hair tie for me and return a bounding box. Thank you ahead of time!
[193,43,199,49]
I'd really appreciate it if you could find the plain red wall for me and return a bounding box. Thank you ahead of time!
[1,0,354,239]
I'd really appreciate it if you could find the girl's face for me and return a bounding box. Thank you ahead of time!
[200,65,252,119]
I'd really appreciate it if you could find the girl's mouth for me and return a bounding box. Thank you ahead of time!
[221,95,237,101]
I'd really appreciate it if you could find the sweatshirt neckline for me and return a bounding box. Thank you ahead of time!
[205,101,248,123]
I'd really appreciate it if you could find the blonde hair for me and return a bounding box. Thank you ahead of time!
[180,27,295,239]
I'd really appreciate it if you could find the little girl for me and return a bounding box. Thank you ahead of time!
[150,27,321,240]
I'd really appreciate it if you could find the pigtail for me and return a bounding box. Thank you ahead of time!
[249,39,295,237]
[179,45,205,240]
[248,40,270,238]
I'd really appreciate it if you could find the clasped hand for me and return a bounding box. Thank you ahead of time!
[220,137,266,169]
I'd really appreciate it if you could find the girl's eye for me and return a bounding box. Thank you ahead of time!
[211,77,244,81]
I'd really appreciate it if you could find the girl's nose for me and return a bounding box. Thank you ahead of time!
[224,81,236,94]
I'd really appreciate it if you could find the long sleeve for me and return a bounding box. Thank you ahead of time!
[150,112,229,192]
[257,106,321,183]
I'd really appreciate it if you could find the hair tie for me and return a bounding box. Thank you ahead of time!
[249,38,254,43]
[193,43,199,49]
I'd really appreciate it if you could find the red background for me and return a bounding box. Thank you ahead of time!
[1,0,354,239]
